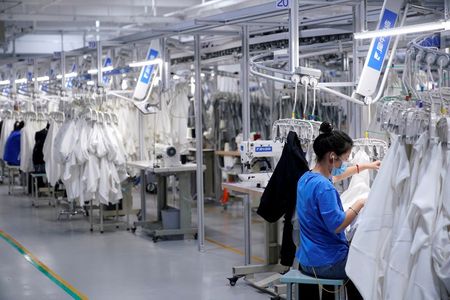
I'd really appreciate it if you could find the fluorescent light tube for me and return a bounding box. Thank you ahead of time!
[65,72,78,78]
[354,20,450,39]
[36,76,50,82]
[88,66,114,74]
[56,72,78,79]
[15,78,27,84]
[87,80,96,86]
[0,80,10,85]
[128,58,162,68]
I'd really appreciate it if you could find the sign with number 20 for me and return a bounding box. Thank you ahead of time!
[275,0,289,9]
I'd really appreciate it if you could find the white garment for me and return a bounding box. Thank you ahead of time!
[340,149,371,211]
[20,122,38,172]
[432,149,450,295]
[43,120,62,186]
[383,133,430,300]
[404,142,444,300]
[0,119,15,160]
[346,137,410,300]
[340,149,371,240]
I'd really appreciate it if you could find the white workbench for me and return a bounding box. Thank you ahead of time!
[127,161,204,242]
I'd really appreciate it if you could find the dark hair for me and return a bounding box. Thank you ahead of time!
[313,121,353,161]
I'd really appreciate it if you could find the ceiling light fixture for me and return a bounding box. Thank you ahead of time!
[0,80,10,85]
[354,20,450,39]
[88,66,114,74]
[15,78,28,84]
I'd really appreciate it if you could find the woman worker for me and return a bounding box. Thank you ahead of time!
[296,122,380,299]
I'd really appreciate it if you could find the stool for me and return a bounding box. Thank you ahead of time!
[280,269,344,300]
[6,165,21,195]
[30,173,53,207]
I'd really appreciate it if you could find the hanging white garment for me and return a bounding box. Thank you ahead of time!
[20,121,38,172]
[340,149,371,211]
[43,120,62,186]
[383,133,430,300]
[404,142,444,300]
[346,137,410,300]
[0,119,15,160]
[432,149,450,295]
[340,149,371,240]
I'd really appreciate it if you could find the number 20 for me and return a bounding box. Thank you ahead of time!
[276,0,289,8]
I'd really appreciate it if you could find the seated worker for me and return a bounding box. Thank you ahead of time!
[296,122,377,300]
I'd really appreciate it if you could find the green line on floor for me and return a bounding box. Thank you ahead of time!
[0,229,88,300]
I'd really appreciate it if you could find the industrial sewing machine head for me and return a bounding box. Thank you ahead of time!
[238,140,284,188]
[154,144,181,168]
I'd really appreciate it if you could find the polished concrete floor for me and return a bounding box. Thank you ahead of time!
[0,184,273,300]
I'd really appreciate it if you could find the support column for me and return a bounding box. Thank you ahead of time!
[96,40,102,87]
[194,34,205,252]
[241,25,251,265]
[289,0,299,73]
[60,32,66,90]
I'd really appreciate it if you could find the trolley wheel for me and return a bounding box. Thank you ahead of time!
[152,236,159,243]
[194,233,198,240]
[116,225,119,229]
[90,228,93,232]
[100,230,104,234]
[228,276,240,286]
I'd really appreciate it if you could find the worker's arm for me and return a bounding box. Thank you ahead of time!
[333,161,381,183]
[335,198,366,233]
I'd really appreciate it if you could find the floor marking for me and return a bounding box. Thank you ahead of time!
[205,237,265,263]
[0,229,88,300]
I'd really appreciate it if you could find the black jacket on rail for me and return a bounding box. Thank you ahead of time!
[257,131,309,266]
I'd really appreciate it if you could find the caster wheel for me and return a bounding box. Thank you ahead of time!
[194,233,198,240]
[228,276,239,286]
[116,225,119,229]
[270,297,282,300]
[126,228,130,231]
[100,231,104,234]
[31,203,34,207]
[90,228,93,232]
[152,237,159,243]
[48,202,51,206]
[131,227,136,233]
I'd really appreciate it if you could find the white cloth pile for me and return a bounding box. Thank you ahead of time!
[44,117,128,206]
[346,133,449,300]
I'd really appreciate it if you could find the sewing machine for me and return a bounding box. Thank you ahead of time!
[154,144,181,167]
[238,140,284,188]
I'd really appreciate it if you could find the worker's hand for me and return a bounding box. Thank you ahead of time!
[366,160,381,170]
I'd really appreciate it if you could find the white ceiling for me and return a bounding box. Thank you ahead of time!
[0,0,444,59]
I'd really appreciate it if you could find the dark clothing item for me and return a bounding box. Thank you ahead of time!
[257,131,309,266]
[14,121,25,131]
[3,130,21,166]
[32,128,48,165]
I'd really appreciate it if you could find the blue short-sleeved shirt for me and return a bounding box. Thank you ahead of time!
[296,171,348,267]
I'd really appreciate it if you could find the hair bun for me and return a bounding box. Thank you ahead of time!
[319,121,333,134]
